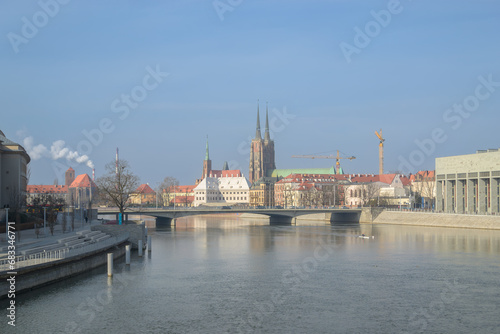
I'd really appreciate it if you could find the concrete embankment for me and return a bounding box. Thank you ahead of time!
[0,241,127,299]
[92,223,146,249]
[367,210,500,230]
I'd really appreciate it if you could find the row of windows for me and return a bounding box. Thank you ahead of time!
[196,197,248,201]
[196,191,247,195]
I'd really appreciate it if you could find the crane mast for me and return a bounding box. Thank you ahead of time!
[375,129,384,175]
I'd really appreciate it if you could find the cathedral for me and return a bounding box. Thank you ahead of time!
[249,104,276,184]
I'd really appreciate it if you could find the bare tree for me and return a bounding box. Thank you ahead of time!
[95,159,140,218]
[62,210,67,233]
[30,193,64,236]
[283,184,294,208]
[362,183,380,206]
[70,209,75,232]
[159,176,179,207]
[9,189,26,225]
[413,172,436,209]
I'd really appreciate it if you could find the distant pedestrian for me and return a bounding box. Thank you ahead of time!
[85,216,88,224]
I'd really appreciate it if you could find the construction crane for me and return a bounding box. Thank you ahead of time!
[292,150,356,174]
[375,129,384,175]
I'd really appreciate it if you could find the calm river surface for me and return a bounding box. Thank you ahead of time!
[2,215,500,334]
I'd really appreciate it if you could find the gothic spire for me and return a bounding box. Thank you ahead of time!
[205,135,210,161]
[255,100,262,139]
[264,101,271,142]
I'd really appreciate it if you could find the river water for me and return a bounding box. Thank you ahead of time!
[2,215,500,334]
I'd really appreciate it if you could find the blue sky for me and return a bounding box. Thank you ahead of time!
[1,0,499,186]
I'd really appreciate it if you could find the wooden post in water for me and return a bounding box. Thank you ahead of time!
[126,245,131,265]
[107,253,113,277]
[138,240,143,257]
[147,235,152,252]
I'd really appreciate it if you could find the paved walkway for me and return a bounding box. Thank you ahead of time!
[0,218,103,255]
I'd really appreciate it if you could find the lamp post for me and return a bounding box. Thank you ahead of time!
[43,207,47,236]
[5,208,9,242]
[79,188,83,228]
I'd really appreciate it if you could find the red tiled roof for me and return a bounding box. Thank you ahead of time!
[208,170,242,178]
[69,174,97,188]
[410,170,435,182]
[135,184,155,194]
[166,185,196,193]
[27,185,68,194]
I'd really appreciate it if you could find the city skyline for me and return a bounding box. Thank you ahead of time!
[2,1,499,186]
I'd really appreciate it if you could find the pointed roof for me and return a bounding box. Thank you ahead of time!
[255,101,262,139]
[205,135,210,161]
[69,174,96,188]
[135,184,155,194]
[264,102,271,142]
[222,161,229,170]
[67,167,74,172]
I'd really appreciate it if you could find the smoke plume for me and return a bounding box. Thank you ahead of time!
[23,136,95,169]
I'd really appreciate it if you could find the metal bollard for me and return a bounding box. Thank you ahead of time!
[107,253,113,277]
[138,240,143,257]
[126,245,131,265]
[147,235,152,252]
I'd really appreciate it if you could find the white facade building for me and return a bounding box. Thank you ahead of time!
[193,171,251,207]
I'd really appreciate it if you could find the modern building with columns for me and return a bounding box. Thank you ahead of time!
[436,149,500,214]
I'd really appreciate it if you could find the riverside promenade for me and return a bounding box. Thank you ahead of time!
[0,218,132,298]
[369,209,500,230]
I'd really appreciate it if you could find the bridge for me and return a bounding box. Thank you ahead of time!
[97,207,367,226]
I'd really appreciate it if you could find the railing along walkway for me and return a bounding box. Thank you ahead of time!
[0,233,129,272]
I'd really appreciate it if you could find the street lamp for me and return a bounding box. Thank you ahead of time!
[43,207,47,236]
[5,207,9,241]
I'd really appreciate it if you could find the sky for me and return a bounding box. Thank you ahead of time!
[1,0,499,187]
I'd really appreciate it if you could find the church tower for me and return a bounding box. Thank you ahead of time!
[202,136,212,179]
[65,167,75,186]
[249,102,276,184]
[262,103,276,173]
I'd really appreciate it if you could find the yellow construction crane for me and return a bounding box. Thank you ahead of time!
[292,150,356,174]
[375,129,384,175]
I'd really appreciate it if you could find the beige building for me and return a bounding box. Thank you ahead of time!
[410,170,436,209]
[0,130,30,209]
[249,177,276,207]
[436,149,500,214]
[193,171,251,207]
[163,185,196,207]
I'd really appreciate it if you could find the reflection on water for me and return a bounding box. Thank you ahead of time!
[2,216,500,334]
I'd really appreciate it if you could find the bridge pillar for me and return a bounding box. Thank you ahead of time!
[156,217,173,227]
[268,215,294,225]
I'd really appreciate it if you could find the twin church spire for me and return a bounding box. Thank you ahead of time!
[250,100,276,183]
[255,101,271,142]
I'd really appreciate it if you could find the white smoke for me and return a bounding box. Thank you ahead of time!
[23,136,94,169]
